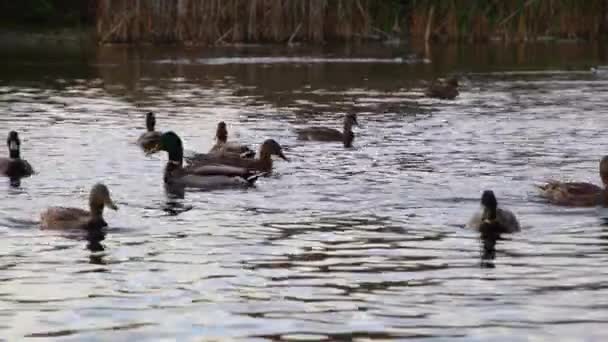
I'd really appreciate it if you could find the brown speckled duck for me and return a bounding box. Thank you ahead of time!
[467,190,520,234]
[295,113,359,148]
[537,156,608,207]
[0,131,34,179]
[425,77,459,100]
[209,121,255,158]
[187,139,288,173]
[137,112,162,151]
[40,183,118,230]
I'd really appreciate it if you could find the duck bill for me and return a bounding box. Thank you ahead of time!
[279,151,289,161]
[105,198,118,210]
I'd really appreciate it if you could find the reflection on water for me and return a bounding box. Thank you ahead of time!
[1,41,608,340]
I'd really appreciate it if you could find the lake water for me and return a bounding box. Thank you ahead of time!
[1,41,608,341]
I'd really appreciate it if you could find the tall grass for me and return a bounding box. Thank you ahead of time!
[96,0,608,44]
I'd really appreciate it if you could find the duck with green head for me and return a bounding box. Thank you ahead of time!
[0,131,34,179]
[467,190,520,234]
[187,138,288,173]
[425,76,459,100]
[137,112,162,151]
[209,121,255,158]
[295,113,359,148]
[40,183,118,230]
[148,131,263,189]
[537,156,608,206]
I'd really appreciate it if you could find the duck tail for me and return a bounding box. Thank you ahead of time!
[246,172,267,184]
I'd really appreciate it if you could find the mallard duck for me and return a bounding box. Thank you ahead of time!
[186,139,288,173]
[209,121,255,158]
[467,190,520,234]
[295,113,359,148]
[0,131,34,179]
[148,131,263,189]
[537,156,608,206]
[425,77,459,100]
[137,112,162,151]
[40,183,118,230]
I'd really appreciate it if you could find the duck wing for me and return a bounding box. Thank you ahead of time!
[425,84,458,100]
[40,207,92,229]
[0,158,34,178]
[537,181,604,206]
[170,164,262,189]
[496,208,520,233]
[209,142,255,158]
[295,127,343,141]
[185,164,258,178]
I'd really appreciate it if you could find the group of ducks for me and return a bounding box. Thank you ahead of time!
[1,78,606,236]
[0,111,360,230]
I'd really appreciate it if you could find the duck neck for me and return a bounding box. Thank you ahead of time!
[89,201,104,220]
[8,148,20,159]
[8,139,20,159]
[343,122,354,147]
[258,149,273,172]
[216,133,227,143]
[146,118,155,132]
[167,146,183,166]
[483,206,497,222]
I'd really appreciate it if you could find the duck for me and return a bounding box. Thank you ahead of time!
[148,131,263,189]
[467,190,520,234]
[0,131,34,179]
[425,77,459,100]
[137,112,162,151]
[186,139,288,173]
[40,183,118,230]
[294,113,359,148]
[209,121,255,158]
[537,156,608,206]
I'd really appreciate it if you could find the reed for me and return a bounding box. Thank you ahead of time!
[410,0,608,42]
[96,0,608,44]
[96,0,394,44]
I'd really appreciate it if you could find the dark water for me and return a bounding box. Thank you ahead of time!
[2,41,608,341]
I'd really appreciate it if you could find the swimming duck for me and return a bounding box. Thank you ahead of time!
[0,131,34,179]
[467,190,520,234]
[137,112,162,151]
[425,77,459,100]
[294,113,359,148]
[40,183,118,230]
[537,156,608,206]
[148,131,263,189]
[186,139,288,173]
[209,121,255,158]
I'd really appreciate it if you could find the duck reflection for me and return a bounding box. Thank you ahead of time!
[479,222,500,268]
[162,185,193,216]
[9,177,21,188]
[85,228,107,265]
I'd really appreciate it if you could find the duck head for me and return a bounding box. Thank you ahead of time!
[146,112,156,132]
[259,139,288,161]
[600,156,608,187]
[7,131,21,159]
[148,131,184,164]
[446,77,459,88]
[216,121,228,143]
[89,183,118,218]
[481,190,498,222]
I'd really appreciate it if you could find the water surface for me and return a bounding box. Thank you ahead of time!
[1,42,608,341]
